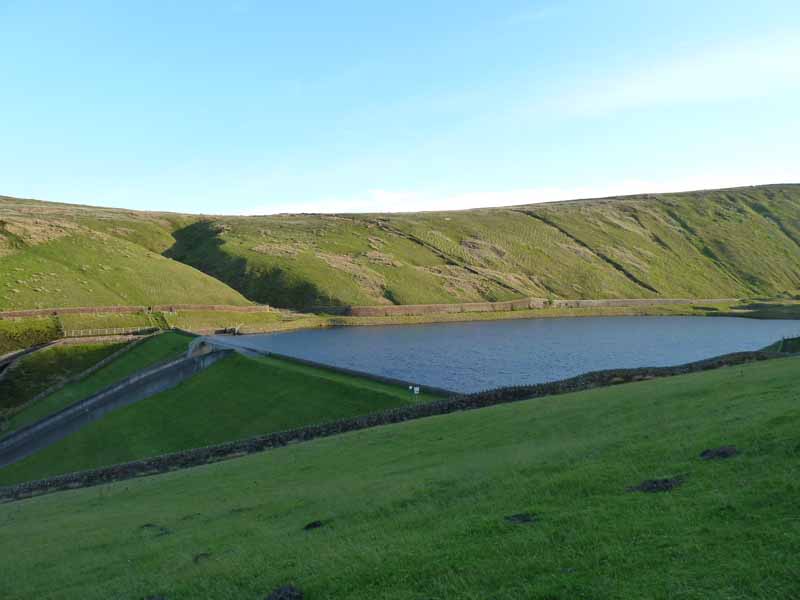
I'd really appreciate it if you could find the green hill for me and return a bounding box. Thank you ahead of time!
[3,184,800,311]
[0,196,248,309]
[1,354,797,599]
[165,184,800,307]
[0,352,438,484]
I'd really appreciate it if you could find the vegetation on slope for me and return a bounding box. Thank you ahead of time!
[3,185,800,311]
[0,316,60,355]
[0,196,249,309]
[762,335,800,353]
[0,342,125,417]
[2,331,192,434]
[1,355,797,599]
[162,309,281,332]
[167,185,800,308]
[57,311,155,332]
[0,353,438,484]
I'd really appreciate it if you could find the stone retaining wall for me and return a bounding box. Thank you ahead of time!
[0,349,782,502]
[343,297,737,317]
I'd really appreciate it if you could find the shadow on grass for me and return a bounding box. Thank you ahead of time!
[164,221,336,310]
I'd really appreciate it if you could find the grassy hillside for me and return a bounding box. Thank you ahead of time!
[0,353,439,485]
[0,342,125,417]
[1,355,797,599]
[3,185,800,311]
[0,196,249,309]
[167,184,800,308]
[2,332,192,434]
[0,316,60,354]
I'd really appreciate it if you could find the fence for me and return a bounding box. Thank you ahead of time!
[62,326,158,338]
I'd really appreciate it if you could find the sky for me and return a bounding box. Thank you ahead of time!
[1,0,799,215]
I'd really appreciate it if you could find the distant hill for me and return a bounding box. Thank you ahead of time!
[0,196,248,309]
[3,184,800,310]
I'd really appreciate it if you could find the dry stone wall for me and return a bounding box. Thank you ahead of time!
[344,297,735,317]
[0,349,781,502]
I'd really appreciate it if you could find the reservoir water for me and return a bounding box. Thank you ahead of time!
[215,316,800,393]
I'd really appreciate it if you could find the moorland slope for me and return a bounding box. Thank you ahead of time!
[0,196,248,309]
[3,184,800,310]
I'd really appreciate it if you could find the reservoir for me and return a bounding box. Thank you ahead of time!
[215,316,800,393]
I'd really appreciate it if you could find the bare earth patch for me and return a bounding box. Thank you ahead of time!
[627,476,685,493]
[700,446,739,460]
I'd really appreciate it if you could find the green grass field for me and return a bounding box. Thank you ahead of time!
[0,342,125,418]
[2,332,192,434]
[57,311,155,332]
[0,355,797,599]
[0,353,439,485]
[162,309,281,332]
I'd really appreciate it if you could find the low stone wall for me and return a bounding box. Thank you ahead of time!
[151,304,271,313]
[549,298,738,309]
[0,304,269,320]
[0,349,782,502]
[343,297,737,317]
[0,350,232,469]
[0,306,145,319]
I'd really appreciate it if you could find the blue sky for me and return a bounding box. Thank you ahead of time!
[1,0,799,214]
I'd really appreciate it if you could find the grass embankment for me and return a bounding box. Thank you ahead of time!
[0,353,438,484]
[1,355,798,599]
[162,309,281,332]
[0,342,125,418]
[762,335,800,353]
[0,317,60,355]
[715,300,800,320]
[57,311,155,333]
[2,332,192,434]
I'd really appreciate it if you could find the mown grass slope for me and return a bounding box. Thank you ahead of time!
[167,184,800,308]
[0,342,125,418]
[0,355,797,599]
[0,353,438,485]
[2,332,192,434]
[0,196,248,309]
[162,309,281,332]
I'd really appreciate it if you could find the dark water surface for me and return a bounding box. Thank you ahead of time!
[214,317,800,393]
